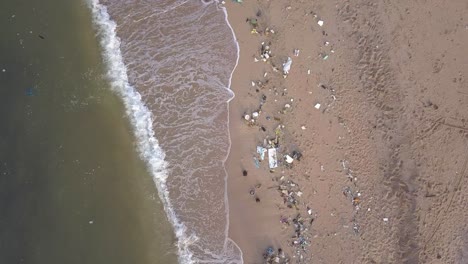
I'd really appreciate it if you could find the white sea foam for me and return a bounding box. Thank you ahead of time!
[88,0,245,263]
[87,1,197,263]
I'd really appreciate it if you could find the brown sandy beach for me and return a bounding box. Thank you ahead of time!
[224,0,468,263]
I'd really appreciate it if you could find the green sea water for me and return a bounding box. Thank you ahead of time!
[0,1,178,263]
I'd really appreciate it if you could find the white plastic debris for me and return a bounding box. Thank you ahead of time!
[383,218,389,222]
[308,209,312,215]
[301,126,306,130]
[244,114,251,121]
[284,103,291,108]
[251,81,256,87]
[89,220,94,224]
[2,69,5,72]
[307,69,311,75]
[252,112,259,118]
[254,57,259,62]
[285,155,294,164]
[294,49,300,57]
[268,148,278,169]
[314,103,321,109]
[296,191,303,197]
[282,57,292,75]
[257,146,267,160]
[317,20,324,27]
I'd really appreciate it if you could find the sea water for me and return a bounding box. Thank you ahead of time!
[0,0,177,263]
[91,0,242,263]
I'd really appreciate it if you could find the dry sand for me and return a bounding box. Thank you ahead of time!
[224,0,468,263]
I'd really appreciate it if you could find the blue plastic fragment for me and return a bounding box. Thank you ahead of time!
[253,157,260,168]
[25,87,35,96]
[266,247,274,256]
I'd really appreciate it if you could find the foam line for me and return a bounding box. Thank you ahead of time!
[217,1,244,263]
[87,1,196,263]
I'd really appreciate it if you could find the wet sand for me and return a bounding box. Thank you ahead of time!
[225,0,468,263]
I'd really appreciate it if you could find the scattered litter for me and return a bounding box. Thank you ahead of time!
[260,42,272,61]
[285,155,294,164]
[268,148,278,169]
[307,69,311,75]
[266,247,274,256]
[293,49,300,57]
[314,103,321,109]
[252,111,259,118]
[278,179,301,209]
[317,20,324,27]
[290,151,302,162]
[233,0,243,3]
[383,218,389,222]
[2,69,5,72]
[89,220,94,224]
[291,213,311,254]
[282,57,292,75]
[244,114,251,121]
[301,126,306,130]
[263,246,288,263]
[257,146,267,160]
[253,157,260,168]
[248,18,258,27]
[322,54,329,60]
[353,223,360,235]
[251,81,256,86]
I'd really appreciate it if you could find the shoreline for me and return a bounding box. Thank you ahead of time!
[224,0,468,263]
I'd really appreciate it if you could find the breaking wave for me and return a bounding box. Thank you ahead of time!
[87,0,242,263]
[87,0,196,262]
